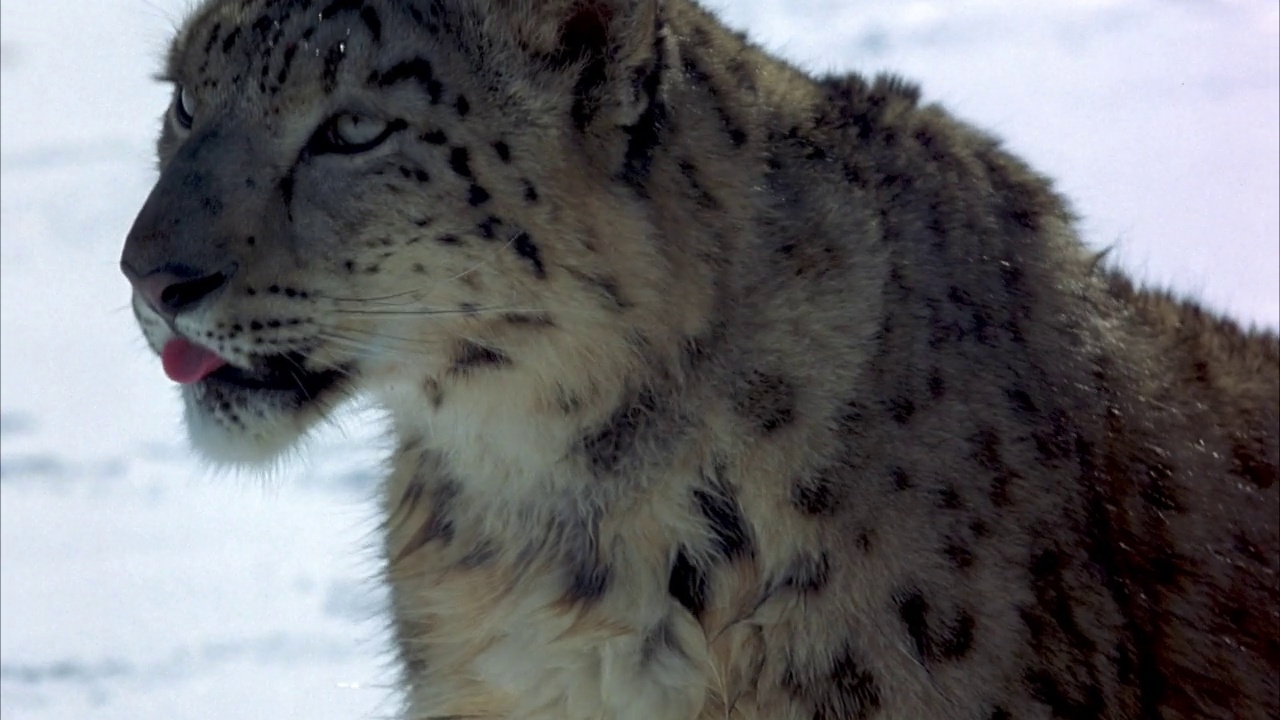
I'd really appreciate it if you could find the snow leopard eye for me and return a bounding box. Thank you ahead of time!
[173,85,196,129]
[313,113,398,154]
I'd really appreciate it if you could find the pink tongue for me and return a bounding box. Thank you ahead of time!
[161,338,228,384]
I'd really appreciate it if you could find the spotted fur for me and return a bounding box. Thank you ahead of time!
[122,1,1278,718]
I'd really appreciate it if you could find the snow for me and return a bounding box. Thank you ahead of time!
[1,1,1275,718]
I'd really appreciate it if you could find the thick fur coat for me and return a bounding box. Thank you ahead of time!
[122,1,1279,717]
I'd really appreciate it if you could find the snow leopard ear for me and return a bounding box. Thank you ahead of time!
[475,0,665,130]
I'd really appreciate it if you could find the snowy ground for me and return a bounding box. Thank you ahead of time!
[1,1,1276,718]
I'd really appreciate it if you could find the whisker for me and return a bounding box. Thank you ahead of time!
[277,353,318,400]
[314,332,401,358]
[315,329,446,364]
[330,307,486,318]
[326,326,439,347]
[322,288,429,305]
[327,305,552,319]
[448,230,521,282]
[317,229,520,306]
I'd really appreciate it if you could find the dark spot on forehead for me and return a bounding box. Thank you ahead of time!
[320,0,364,21]
[250,14,274,39]
[377,58,443,103]
[277,44,298,85]
[512,233,546,278]
[477,216,502,239]
[937,485,963,510]
[468,185,491,206]
[359,6,382,43]
[203,22,223,55]
[449,147,472,178]
[420,129,448,145]
[220,26,241,54]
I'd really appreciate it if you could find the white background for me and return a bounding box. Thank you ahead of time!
[2,1,1276,718]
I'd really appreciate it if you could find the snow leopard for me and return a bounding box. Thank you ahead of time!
[120,0,1279,717]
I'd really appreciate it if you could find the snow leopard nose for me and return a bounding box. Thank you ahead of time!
[121,262,238,319]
